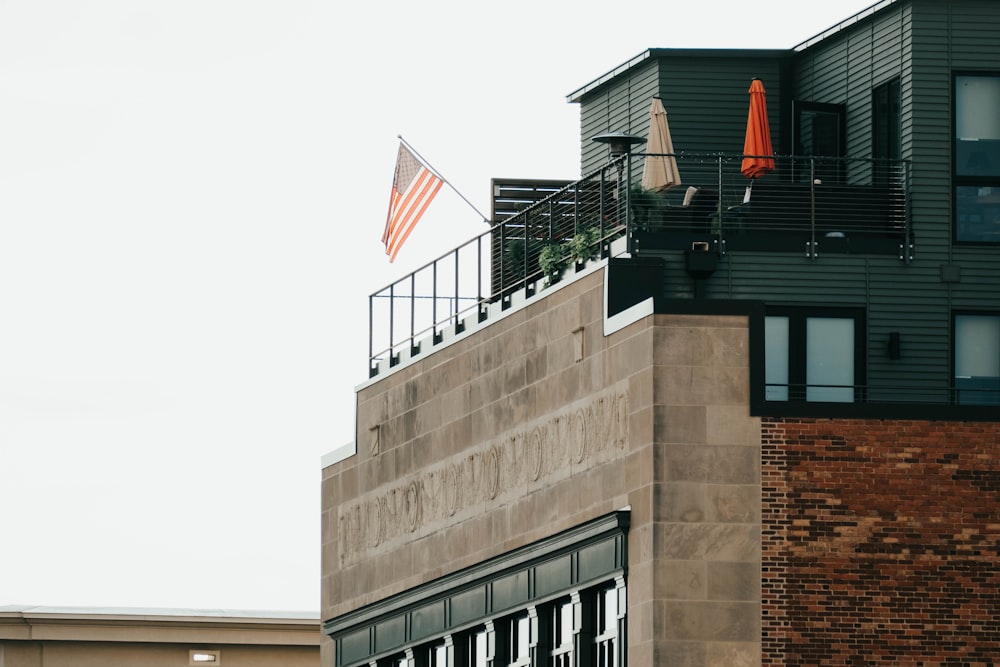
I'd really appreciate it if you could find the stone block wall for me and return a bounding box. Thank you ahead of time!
[322,267,763,667]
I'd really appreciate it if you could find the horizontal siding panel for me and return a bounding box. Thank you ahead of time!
[575,0,998,401]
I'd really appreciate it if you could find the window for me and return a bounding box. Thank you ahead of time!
[499,613,533,667]
[793,100,846,183]
[873,77,901,185]
[954,74,1000,242]
[426,641,451,667]
[955,314,1000,405]
[594,586,620,667]
[464,627,489,667]
[380,653,413,667]
[765,308,865,402]
[327,513,628,667]
[548,598,576,667]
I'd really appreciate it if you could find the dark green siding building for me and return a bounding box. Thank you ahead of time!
[564,0,1000,415]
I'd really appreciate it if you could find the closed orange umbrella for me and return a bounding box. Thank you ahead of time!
[741,78,775,180]
[642,97,681,192]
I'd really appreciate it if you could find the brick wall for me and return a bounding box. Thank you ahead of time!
[762,418,1000,666]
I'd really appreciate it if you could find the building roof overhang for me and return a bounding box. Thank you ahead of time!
[566,48,791,103]
[567,0,902,104]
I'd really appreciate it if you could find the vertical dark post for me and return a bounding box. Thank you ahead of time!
[409,272,416,354]
[903,159,912,263]
[808,159,817,259]
[368,292,374,375]
[624,155,633,256]
[388,283,396,367]
[717,155,725,253]
[453,246,460,328]
[432,260,438,341]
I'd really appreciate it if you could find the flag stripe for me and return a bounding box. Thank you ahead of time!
[383,144,443,262]
[385,171,439,261]
[386,172,434,255]
[387,178,443,261]
[386,169,436,243]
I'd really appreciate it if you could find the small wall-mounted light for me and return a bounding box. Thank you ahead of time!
[887,331,901,360]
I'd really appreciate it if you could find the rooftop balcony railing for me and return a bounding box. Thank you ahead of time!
[368,153,912,377]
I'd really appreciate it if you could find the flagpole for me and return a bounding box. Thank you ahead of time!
[398,135,492,225]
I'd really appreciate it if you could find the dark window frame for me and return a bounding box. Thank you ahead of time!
[792,100,847,184]
[952,311,1000,406]
[953,71,1000,244]
[873,77,902,186]
[764,306,867,404]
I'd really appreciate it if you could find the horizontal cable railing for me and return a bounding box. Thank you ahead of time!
[369,153,911,376]
[369,159,628,375]
[628,153,910,259]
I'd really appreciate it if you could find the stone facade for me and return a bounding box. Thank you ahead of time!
[321,268,762,666]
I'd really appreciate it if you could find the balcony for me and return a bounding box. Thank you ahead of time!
[368,153,913,370]
[629,154,910,260]
[368,152,911,378]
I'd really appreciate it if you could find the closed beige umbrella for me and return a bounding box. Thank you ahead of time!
[642,97,681,192]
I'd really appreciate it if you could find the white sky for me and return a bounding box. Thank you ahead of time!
[0,1,879,613]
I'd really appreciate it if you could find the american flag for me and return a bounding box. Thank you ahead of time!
[382,143,443,262]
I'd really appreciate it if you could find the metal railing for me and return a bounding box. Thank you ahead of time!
[369,158,630,376]
[368,153,911,376]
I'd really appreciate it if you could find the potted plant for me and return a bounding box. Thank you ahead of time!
[568,224,601,270]
[538,241,570,286]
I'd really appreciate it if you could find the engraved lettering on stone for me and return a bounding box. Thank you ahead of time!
[446,464,460,516]
[338,387,629,564]
[404,481,420,532]
[370,424,380,457]
[367,498,382,547]
[573,409,587,464]
[485,446,501,499]
[528,427,543,481]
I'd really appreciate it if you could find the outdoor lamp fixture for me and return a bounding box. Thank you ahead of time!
[591,131,646,157]
[592,132,646,256]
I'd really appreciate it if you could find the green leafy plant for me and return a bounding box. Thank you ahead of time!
[568,224,601,264]
[505,239,526,277]
[629,185,670,231]
[537,223,603,288]
[538,241,570,286]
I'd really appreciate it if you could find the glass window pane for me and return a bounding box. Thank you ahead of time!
[806,317,854,402]
[956,186,1000,242]
[514,616,530,662]
[955,315,1000,405]
[472,630,488,667]
[957,76,1000,140]
[765,316,789,401]
[556,601,573,647]
[956,76,1000,177]
[599,588,617,634]
[956,316,1000,375]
